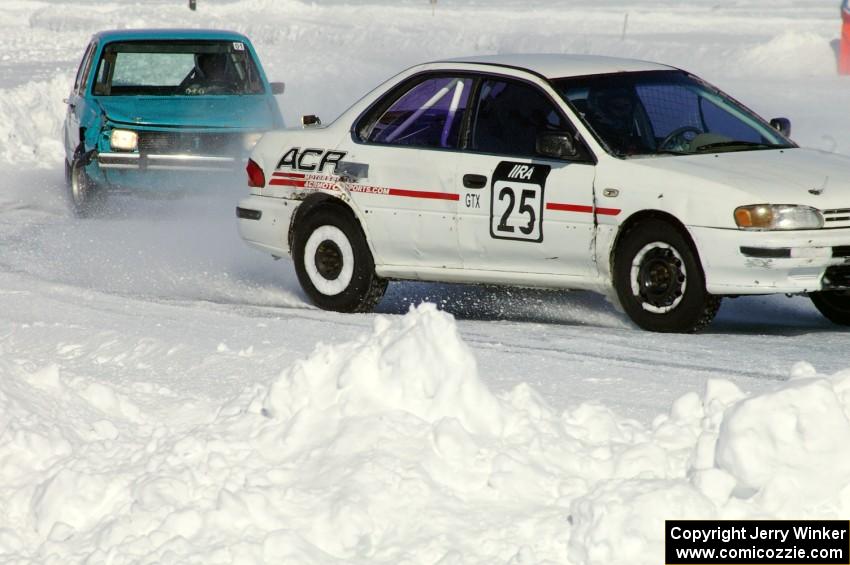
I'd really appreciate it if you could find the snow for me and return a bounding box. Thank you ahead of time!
[0,75,68,164]
[3,305,850,563]
[1,0,850,563]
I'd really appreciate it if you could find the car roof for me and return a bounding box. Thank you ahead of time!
[438,54,675,79]
[91,28,250,43]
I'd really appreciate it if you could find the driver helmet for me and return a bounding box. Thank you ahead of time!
[588,87,636,132]
[195,52,229,82]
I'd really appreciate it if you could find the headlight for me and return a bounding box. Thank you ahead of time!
[243,133,263,151]
[734,204,824,230]
[110,129,138,152]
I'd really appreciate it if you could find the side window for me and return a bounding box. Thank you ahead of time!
[75,43,97,95]
[470,79,571,157]
[93,52,113,95]
[365,76,472,149]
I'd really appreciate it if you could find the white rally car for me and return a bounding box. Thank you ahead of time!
[237,54,850,332]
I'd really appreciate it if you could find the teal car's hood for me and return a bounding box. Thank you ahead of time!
[97,96,279,130]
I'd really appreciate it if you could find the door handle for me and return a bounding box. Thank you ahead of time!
[463,174,487,189]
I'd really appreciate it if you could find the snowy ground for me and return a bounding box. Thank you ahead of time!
[2,1,850,563]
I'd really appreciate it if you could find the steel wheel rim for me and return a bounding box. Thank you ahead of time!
[304,225,354,296]
[314,240,344,280]
[630,242,687,313]
[71,162,87,206]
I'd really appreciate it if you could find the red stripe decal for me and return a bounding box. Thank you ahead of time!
[269,178,306,188]
[596,207,622,216]
[272,171,306,179]
[547,203,593,213]
[387,188,459,201]
[546,203,621,216]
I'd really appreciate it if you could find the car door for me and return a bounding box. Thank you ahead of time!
[344,73,474,270]
[456,76,598,278]
[64,41,97,160]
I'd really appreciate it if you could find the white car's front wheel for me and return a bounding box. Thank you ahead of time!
[613,219,721,333]
[809,291,850,326]
[292,207,387,313]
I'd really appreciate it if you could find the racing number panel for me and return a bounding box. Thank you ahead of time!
[489,161,551,243]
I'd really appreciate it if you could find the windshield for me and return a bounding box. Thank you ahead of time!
[93,40,264,96]
[554,71,794,158]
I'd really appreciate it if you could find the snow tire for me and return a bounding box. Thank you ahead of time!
[613,219,721,333]
[292,206,387,313]
[65,153,104,218]
[809,291,850,326]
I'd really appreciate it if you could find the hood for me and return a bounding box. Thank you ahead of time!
[628,148,850,209]
[97,95,278,130]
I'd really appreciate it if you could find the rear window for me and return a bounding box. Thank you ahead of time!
[93,40,264,96]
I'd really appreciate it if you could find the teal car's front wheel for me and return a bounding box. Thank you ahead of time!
[65,156,104,218]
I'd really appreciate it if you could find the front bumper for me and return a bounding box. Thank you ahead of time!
[98,152,239,171]
[691,225,850,294]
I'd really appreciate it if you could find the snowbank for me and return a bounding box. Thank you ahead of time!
[568,365,850,564]
[737,31,837,78]
[0,76,69,166]
[2,305,850,564]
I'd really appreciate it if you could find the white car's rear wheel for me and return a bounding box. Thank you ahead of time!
[613,219,721,332]
[303,225,355,296]
[292,207,386,313]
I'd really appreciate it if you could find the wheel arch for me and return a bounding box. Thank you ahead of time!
[609,208,721,332]
[609,209,706,282]
[288,193,377,259]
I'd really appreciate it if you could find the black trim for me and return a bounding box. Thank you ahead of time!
[438,60,550,82]
[458,75,483,150]
[236,206,261,220]
[833,246,850,258]
[741,246,850,259]
[823,265,850,290]
[740,246,791,258]
[81,148,97,166]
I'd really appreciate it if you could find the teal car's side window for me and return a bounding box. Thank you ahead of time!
[74,42,96,95]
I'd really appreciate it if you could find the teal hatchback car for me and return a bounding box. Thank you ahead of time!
[63,29,285,216]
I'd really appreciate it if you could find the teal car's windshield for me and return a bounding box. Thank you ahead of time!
[554,71,794,157]
[93,40,264,96]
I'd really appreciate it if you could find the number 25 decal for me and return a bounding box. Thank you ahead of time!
[490,161,551,242]
[496,186,538,235]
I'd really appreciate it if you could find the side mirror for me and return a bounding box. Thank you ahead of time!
[536,131,579,160]
[302,114,321,128]
[770,117,791,137]
[270,82,285,95]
